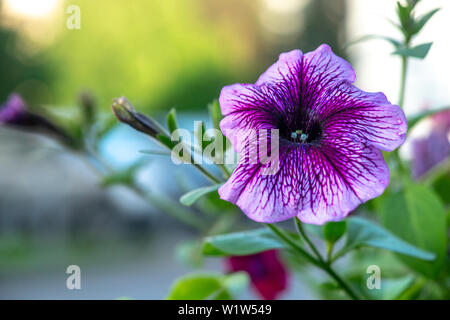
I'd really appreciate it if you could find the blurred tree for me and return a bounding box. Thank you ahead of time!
[44,0,254,112]
[0,26,53,105]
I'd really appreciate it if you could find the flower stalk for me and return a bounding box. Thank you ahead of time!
[266,223,361,300]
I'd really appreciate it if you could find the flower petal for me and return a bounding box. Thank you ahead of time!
[219,84,286,152]
[303,44,356,87]
[219,136,389,225]
[296,137,389,224]
[256,49,303,86]
[321,83,407,151]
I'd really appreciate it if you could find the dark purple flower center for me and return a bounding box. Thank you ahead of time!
[278,110,323,145]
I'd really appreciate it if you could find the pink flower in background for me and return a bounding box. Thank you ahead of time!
[412,109,450,178]
[0,94,72,144]
[225,250,289,300]
[0,94,28,124]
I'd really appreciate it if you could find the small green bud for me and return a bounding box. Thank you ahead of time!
[79,91,96,124]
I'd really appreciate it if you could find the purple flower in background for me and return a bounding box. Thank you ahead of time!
[219,45,406,224]
[0,94,72,145]
[412,110,450,179]
[0,94,28,124]
[225,250,288,300]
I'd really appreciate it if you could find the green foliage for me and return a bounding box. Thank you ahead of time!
[180,184,223,206]
[396,2,414,36]
[347,2,439,61]
[156,134,177,150]
[392,42,432,59]
[429,169,450,206]
[343,34,401,49]
[411,8,440,36]
[335,217,435,261]
[208,99,223,130]
[379,184,447,278]
[166,108,178,134]
[202,228,299,257]
[44,0,251,112]
[101,161,145,187]
[195,120,207,152]
[323,221,347,244]
[166,272,249,300]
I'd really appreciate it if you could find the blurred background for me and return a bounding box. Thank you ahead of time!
[0,0,448,299]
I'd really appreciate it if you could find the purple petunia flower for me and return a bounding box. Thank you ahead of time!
[225,250,289,300]
[218,45,406,225]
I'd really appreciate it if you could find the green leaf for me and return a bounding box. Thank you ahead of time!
[156,134,176,150]
[392,42,433,59]
[166,108,178,134]
[428,166,450,205]
[303,223,325,239]
[166,273,231,300]
[203,228,297,257]
[323,221,347,244]
[407,105,450,132]
[344,34,401,50]
[411,8,440,36]
[379,183,447,278]
[139,149,171,156]
[396,2,412,32]
[180,184,223,206]
[195,120,206,152]
[406,0,420,10]
[337,217,435,261]
[208,99,223,130]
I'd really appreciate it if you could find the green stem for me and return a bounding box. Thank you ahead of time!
[218,163,232,179]
[391,37,411,177]
[265,224,321,268]
[294,217,325,264]
[321,264,360,300]
[267,223,361,300]
[398,55,408,109]
[326,241,334,263]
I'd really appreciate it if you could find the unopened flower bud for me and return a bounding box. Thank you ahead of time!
[111,96,168,138]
